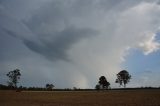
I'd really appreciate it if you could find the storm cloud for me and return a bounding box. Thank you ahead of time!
[0,0,160,88]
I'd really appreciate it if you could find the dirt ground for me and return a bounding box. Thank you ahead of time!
[0,90,160,106]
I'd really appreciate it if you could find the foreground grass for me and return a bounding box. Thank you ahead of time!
[0,90,160,106]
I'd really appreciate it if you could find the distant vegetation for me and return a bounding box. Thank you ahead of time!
[115,70,131,88]
[95,76,110,90]
[0,68,159,91]
[6,69,21,88]
[46,84,54,90]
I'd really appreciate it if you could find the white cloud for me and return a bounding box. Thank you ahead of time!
[138,32,160,55]
[115,1,160,55]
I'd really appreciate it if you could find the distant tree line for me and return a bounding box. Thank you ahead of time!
[4,68,160,91]
[0,84,51,91]
[3,69,55,91]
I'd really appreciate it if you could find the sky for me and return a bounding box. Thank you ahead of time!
[0,0,160,88]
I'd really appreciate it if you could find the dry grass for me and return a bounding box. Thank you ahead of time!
[0,90,160,106]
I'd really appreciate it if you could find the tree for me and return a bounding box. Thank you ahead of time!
[6,69,21,88]
[115,70,131,88]
[98,76,110,90]
[46,84,54,90]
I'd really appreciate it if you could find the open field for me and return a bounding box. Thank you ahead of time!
[0,90,160,106]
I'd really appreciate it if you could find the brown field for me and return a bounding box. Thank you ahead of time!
[0,90,160,106]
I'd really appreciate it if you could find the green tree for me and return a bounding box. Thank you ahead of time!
[115,70,131,88]
[98,76,110,89]
[6,69,21,88]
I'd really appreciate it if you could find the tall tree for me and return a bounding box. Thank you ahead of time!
[98,76,110,89]
[115,70,131,88]
[6,69,21,88]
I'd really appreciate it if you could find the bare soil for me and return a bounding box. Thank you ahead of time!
[0,90,160,106]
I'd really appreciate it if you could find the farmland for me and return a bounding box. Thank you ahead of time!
[0,90,160,106]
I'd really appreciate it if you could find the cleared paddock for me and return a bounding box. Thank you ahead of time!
[0,90,160,106]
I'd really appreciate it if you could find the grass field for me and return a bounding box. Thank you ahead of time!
[0,90,160,106]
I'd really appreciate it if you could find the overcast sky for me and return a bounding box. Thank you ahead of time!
[0,0,160,88]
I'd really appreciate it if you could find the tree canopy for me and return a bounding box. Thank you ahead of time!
[6,69,21,88]
[97,76,110,90]
[115,70,131,88]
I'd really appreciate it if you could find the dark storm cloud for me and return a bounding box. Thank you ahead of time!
[19,0,101,61]
[1,16,98,61]
[23,27,98,61]
[0,0,98,61]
